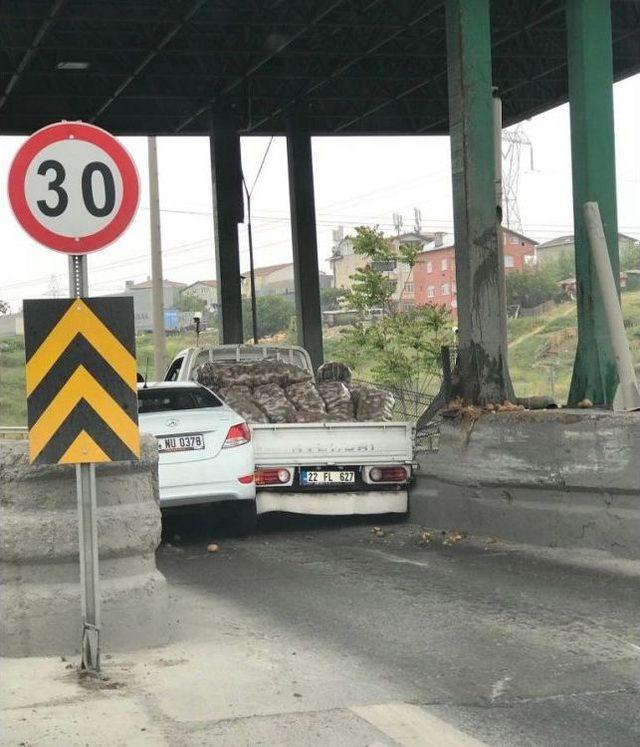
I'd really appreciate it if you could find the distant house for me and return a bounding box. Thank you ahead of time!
[536,233,640,264]
[329,228,437,310]
[560,272,627,300]
[123,278,187,331]
[0,311,24,338]
[243,263,332,298]
[182,280,218,310]
[413,227,538,319]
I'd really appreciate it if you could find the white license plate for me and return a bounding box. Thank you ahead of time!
[158,433,204,453]
[301,470,355,485]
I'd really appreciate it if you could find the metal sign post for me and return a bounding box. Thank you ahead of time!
[69,254,101,674]
[9,121,141,677]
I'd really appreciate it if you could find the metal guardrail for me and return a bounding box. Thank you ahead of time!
[353,379,442,453]
[353,345,457,454]
[0,426,28,439]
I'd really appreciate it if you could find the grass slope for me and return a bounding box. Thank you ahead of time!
[509,291,640,402]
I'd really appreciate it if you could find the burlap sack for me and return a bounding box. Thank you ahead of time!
[195,362,230,391]
[247,360,281,386]
[280,362,313,386]
[348,383,395,421]
[253,383,297,423]
[196,357,313,391]
[316,361,352,383]
[229,363,256,387]
[218,385,268,424]
[285,381,326,414]
[316,381,355,420]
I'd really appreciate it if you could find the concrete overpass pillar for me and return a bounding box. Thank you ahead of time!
[286,118,324,373]
[566,0,619,406]
[209,113,244,344]
[445,0,513,405]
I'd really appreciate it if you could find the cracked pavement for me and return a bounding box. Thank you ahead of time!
[2,515,639,745]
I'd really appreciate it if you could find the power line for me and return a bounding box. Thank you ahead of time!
[247,136,275,197]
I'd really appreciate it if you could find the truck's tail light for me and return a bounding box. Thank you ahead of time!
[223,422,251,448]
[255,468,291,486]
[238,474,254,484]
[369,466,409,483]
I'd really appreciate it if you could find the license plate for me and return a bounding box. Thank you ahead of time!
[158,433,204,453]
[301,470,355,485]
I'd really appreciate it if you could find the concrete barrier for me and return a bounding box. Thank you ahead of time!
[0,434,169,657]
[412,410,640,559]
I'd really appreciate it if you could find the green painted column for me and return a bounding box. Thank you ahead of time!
[445,0,513,405]
[566,0,619,406]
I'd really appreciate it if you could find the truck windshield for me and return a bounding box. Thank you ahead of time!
[138,387,222,413]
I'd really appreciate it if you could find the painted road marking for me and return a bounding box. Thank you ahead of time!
[352,702,486,747]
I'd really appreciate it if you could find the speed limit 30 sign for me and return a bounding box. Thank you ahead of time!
[8,121,139,254]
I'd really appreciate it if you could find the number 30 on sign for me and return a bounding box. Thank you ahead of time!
[8,121,139,254]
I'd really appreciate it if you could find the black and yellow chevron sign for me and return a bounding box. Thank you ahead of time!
[23,298,140,465]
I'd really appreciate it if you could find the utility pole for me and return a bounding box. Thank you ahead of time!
[241,136,275,346]
[242,178,259,344]
[493,90,503,222]
[148,136,166,379]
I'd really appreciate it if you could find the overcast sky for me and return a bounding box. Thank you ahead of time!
[1,74,638,312]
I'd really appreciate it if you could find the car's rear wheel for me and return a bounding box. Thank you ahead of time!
[233,499,257,536]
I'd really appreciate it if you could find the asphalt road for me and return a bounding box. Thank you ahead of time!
[154,511,640,746]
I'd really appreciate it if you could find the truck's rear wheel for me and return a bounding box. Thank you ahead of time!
[233,499,258,536]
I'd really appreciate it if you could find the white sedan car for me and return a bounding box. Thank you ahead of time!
[137,382,256,533]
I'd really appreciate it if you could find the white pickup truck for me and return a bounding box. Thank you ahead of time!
[165,344,414,517]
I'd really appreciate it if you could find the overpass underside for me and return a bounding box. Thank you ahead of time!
[2,0,638,403]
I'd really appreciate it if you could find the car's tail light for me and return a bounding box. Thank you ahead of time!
[238,474,254,484]
[369,466,409,483]
[255,468,291,486]
[223,422,251,448]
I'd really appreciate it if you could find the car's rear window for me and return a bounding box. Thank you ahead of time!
[138,387,222,413]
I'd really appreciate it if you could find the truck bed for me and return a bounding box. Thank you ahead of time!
[250,421,414,466]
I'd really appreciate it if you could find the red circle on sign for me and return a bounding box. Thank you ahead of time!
[8,121,139,254]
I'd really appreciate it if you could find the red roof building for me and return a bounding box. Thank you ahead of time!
[413,228,537,318]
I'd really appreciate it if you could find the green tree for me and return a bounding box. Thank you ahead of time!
[506,267,564,309]
[342,226,419,315]
[243,294,296,340]
[332,225,453,401]
[336,305,453,404]
[175,293,206,313]
[0,300,8,314]
[621,240,640,272]
[552,250,575,281]
[320,286,344,311]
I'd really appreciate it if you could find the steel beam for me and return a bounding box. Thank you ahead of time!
[0,0,68,112]
[209,115,244,344]
[287,118,324,373]
[246,1,442,135]
[445,0,513,405]
[175,0,347,133]
[90,0,208,123]
[566,0,619,406]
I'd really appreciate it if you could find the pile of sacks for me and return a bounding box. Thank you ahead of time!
[194,359,394,424]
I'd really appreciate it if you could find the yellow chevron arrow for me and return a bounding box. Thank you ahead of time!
[29,365,140,462]
[25,299,136,397]
[60,430,110,464]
